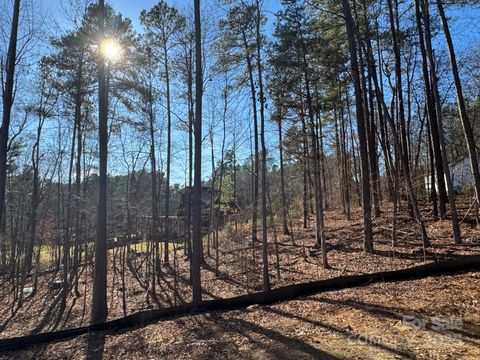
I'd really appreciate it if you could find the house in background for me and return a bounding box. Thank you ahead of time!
[425,155,478,193]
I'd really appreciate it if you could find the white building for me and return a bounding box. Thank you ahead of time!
[425,156,477,193]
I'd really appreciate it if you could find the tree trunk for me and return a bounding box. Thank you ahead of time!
[414,0,447,219]
[276,110,290,235]
[422,0,461,244]
[334,104,346,214]
[387,0,414,218]
[436,0,480,223]
[255,0,271,291]
[298,47,327,267]
[62,116,77,312]
[147,48,158,300]
[301,109,309,229]
[0,0,20,260]
[339,93,352,220]
[342,0,373,252]
[92,0,109,324]
[366,67,381,217]
[426,114,439,219]
[187,48,193,260]
[242,31,260,256]
[72,52,85,297]
[164,44,172,264]
[216,82,228,277]
[365,15,431,248]
[192,0,203,304]
[346,91,361,205]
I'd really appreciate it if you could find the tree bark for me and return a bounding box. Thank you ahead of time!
[365,22,431,248]
[436,0,480,223]
[92,0,109,324]
[422,0,461,244]
[242,30,260,256]
[387,0,414,218]
[147,48,158,300]
[164,43,172,264]
[254,0,271,291]
[0,0,20,260]
[414,0,447,219]
[192,0,203,304]
[276,109,290,235]
[342,0,373,253]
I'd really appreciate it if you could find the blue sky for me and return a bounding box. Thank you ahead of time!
[14,0,480,184]
[36,0,285,184]
[36,0,480,66]
[42,0,283,34]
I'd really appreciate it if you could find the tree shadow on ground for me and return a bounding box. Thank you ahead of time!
[86,332,106,360]
[0,304,21,334]
[59,294,79,329]
[263,306,418,359]
[175,272,219,300]
[29,291,62,335]
[372,249,430,261]
[201,261,249,291]
[209,315,340,360]
[310,296,480,345]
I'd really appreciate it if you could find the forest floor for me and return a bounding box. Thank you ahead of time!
[1,201,480,359]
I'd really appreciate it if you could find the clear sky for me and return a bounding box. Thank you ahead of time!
[42,0,283,34]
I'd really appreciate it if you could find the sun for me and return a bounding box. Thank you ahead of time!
[101,39,122,61]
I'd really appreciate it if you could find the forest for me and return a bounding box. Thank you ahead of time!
[0,0,479,358]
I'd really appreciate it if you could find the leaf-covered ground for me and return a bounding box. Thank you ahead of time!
[1,203,479,358]
[2,271,479,359]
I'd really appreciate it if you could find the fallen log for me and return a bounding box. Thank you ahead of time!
[1,255,479,352]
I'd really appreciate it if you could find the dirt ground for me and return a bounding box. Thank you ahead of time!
[0,203,479,358]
